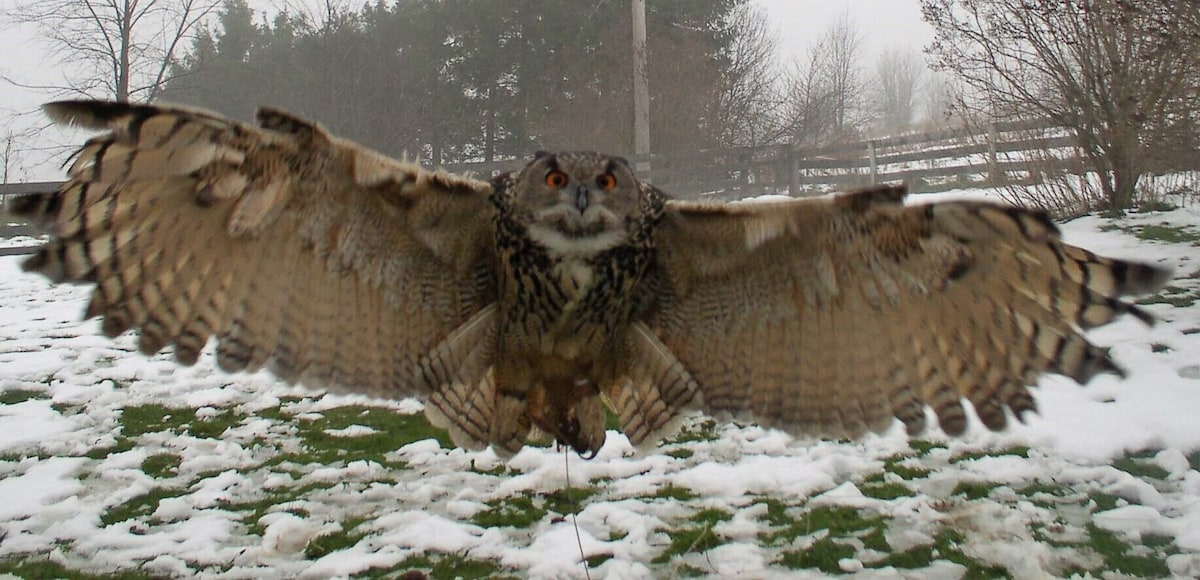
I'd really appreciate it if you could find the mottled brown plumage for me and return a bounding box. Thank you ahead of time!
[11,100,1172,457]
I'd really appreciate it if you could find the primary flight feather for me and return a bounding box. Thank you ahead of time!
[11,100,1172,457]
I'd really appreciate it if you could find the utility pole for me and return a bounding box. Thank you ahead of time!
[631,0,651,172]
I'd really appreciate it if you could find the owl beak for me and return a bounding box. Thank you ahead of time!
[574,185,590,213]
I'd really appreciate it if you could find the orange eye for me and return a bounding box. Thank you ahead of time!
[596,172,616,190]
[545,170,569,188]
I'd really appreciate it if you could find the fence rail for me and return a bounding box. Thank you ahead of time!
[1,183,54,255]
[428,119,1083,199]
[0,119,1103,256]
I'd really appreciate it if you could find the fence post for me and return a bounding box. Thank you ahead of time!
[987,122,1000,184]
[788,145,800,196]
[868,140,878,186]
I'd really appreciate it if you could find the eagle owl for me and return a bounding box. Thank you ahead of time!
[11,100,1171,457]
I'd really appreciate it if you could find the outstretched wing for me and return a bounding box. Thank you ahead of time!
[12,100,498,400]
[640,185,1171,439]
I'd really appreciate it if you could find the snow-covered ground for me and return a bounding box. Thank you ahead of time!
[1,189,1199,578]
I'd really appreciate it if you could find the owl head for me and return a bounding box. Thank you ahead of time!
[508,151,643,255]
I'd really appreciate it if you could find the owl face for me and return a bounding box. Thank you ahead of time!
[515,151,642,255]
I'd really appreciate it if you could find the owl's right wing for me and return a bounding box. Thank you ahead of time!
[632,185,1170,443]
[13,100,498,401]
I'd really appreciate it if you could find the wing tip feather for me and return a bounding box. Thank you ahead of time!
[1119,261,1174,296]
[43,100,136,130]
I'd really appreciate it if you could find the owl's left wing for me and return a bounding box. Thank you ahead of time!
[11,100,498,409]
[637,185,1171,441]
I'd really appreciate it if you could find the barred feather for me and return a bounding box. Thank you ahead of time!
[650,186,1171,439]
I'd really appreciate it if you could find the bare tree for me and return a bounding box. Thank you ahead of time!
[2,129,28,184]
[873,47,926,132]
[781,48,837,146]
[920,71,960,128]
[4,0,221,101]
[780,11,867,145]
[819,12,866,136]
[923,0,1200,210]
[714,4,781,147]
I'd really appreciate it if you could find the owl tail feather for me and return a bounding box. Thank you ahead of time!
[603,323,704,450]
[422,306,499,452]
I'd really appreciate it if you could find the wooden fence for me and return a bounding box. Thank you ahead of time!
[0,119,1084,255]
[444,119,1079,198]
[1,182,57,256]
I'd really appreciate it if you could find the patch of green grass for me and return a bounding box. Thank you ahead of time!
[651,484,697,502]
[691,508,733,526]
[651,508,732,564]
[468,461,509,476]
[860,481,916,500]
[762,505,883,546]
[874,542,936,569]
[1090,492,1123,512]
[100,487,184,526]
[115,403,246,441]
[117,404,196,437]
[385,553,510,579]
[0,558,151,579]
[0,389,47,405]
[952,481,1000,500]
[1138,285,1199,308]
[260,452,331,473]
[1142,533,1177,552]
[287,405,452,466]
[663,418,720,445]
[605,408,621,431]
[251,396,309,422]
[908,439,947,455]
[878,452,932,480]
[140,453,182,479]
[51,401,85,415]
[952,446,1030,463]
[1188,451,1200,472]
[1015,482,1076,507]
[1111,455,1170,480]
[83,437,137,460]
[1086,524,1169,576]
[586,553,614,567]
[232,484,329,537]
[861,526,890,551]
[305,517,370,559]
[471,495,546,529]
[1016,482,1066,497]
[754,497,793,527]
[186,408,249,439]
[666,448,694,459]
[1133,223,1200,245]
[777,536,855,573]
[873,529,1010,578]
[1150,342,1173,353]
[542,486,598,516]
[247,401,452,471]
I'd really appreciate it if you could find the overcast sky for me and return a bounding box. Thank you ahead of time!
[756,0,933,63]
[0,0,934,181]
